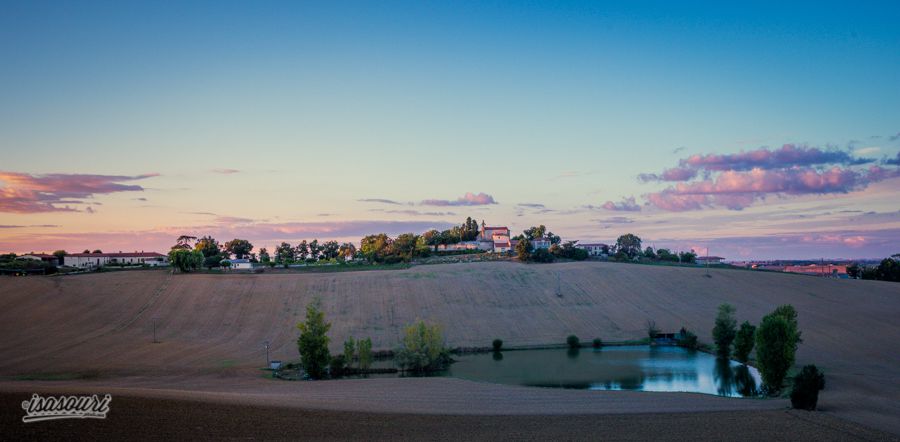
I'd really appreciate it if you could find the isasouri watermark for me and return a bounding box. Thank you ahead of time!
[21,393,112,423]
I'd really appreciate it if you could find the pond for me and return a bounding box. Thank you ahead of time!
[436,345,762,398]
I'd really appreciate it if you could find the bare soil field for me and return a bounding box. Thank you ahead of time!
[1,261,898,437]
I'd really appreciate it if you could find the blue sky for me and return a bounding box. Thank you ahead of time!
[1,1,899,259]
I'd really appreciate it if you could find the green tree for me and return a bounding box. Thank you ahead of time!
[679,251,697,263]
[224,239,253,259]
[172,235,197,250]
[712,303,737,358]
[516,238,533,261]
[343,338,356,369]
[846,263,861,279]
[194,236,221,258]
[360,234,392,262]
[322,241,340,260]
[643,246,656,259]
[275,242,294,265]
[524,225,547,240]
[202,253,224,269]
[307,239,320,261]
[755,306,801,393]
[394,320,449,372]
[614,234,642,260]
[296,300,332,379]
[168,249,202,273]
[295,240,308,261]
[357,337,373,371]
[734,321,757,363]
[258,247,270,264]
[422,229,441,251]
[392,233,421,261]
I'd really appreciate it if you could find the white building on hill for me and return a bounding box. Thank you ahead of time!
[65,252,168,269]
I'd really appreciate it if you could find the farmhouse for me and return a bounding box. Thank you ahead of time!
[574,243,607,257]
[20,253,60,266]
[227,259,254,270]
[783,263,848,278]
[65,252,168,269]
[696,256,725,265]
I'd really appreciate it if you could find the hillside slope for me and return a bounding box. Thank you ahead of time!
[1,261,898,432]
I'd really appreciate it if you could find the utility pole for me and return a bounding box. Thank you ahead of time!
[264,341,270,367]
[152,317,159,343]
[706,247,710,277]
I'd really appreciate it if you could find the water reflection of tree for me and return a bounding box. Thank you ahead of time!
[733,364,758,397]
[492,351,503,361]
[713,358,735,396]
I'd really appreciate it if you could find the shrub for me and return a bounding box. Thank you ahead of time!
[394,320,450,372]
[566,335,580,349]
[791,365,825,410]
[676,328,698,349]
[712,303,737,358]
[592,338,603,348]
[329,354,346,377]
[296,300,332,380]
[734,321,757,363]
[357,337,373,371]
[646,320,659,340]
[531,248,555,263]
[492,339,503,352]
[755,307,801,393]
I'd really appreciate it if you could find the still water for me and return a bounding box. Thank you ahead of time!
[440,345,762,397]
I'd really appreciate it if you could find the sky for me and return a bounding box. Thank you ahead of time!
[1,1,899,260]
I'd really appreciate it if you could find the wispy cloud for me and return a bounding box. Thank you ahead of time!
[421,192,497,206]
[0,171,157,213]
[211,168,240,174]
[601,196,641,212]
[0,224,60,229]
[679,144,872,172]
[517,203,546,209]
[889,132,900,142]
[357,198,403,205]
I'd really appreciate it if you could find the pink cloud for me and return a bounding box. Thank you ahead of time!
[645,166,900,211]
[421,192,497,206]
[0,172,158,213]
[601,196,641,212]
[638,167,698,182]
[681,144,871,172]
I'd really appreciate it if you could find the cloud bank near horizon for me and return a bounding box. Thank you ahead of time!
[0,172,158,213]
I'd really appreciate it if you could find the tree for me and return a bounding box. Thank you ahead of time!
[566,335,580,349]
[295,240,309,261]
[296,300,332,379]
[202,253,224,269]
[92,249,103,254]
[712,303,737,358]
[392,233,424,262]
[656,248,677,262]
[338,243,357,260]
[460,217,480,241]
[258,248,270,264]
[516,238,533,261]
[343,338,356,369]
[756,306,802,393]
[846,263,861,279]
[357,337,373,371]
[615,234,642,260]
[307,239,320,261]
[394,320,449,372]
[643,246,656,260]
[422,229,441,251]
[82,249,90,254]
[679,251,697,264]
[275,242,294,265]
[194,236,220,258]
[322,241,340,260]
[224,239,253,259]
[172,235,197,250]
[492,339,503,352]
[546,231,561,245]
[551,241,588,261]
[52,250,67,265]
[524,225,547,240]
[168,249,202,273]
[791,365,825,410]
[733,321,757,363]
[360,234,392,262]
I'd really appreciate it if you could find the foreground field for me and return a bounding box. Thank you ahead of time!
[1,261,899,436]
